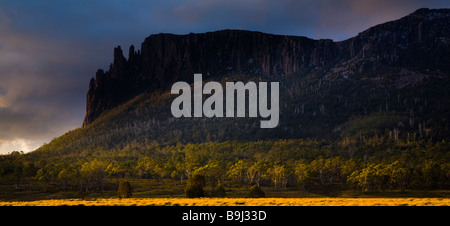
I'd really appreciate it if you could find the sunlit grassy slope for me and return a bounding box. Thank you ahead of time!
[1,198,449,206]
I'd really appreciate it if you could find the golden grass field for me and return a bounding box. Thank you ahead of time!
[1,197,450,206]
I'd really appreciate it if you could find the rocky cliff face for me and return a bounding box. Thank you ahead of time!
[83,46,144,126]
[83,8,450,127]
[83,31,340,126]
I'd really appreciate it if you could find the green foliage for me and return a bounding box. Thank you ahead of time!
[80,159,106,192]
[247,185,265,198]
[1,133,450,197]
[118,181,133,198]
[185,174,206,198]
[194,161,225,190]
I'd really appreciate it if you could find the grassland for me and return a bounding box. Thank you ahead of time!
[2,178,450,206]
[1,197,449,206]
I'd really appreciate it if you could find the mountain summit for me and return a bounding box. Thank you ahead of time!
[83,8,450,129]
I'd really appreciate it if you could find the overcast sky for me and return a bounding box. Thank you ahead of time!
[0,0,449,154]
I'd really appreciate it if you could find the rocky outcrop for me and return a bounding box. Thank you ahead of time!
[83,46,144,126]
[83,8,450,127]
[83,31,340,126]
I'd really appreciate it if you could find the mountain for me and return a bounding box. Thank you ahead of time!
[3,8,450,198]
[38,8,450,156]
[83,8,450,127]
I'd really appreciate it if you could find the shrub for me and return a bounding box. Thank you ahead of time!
[213,183,226,197]
[185,174,206,198]
[247,185,265,198]
[118,181,133,198]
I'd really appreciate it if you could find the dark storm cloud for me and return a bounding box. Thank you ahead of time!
[148,0,321,37]
[0,0,449,154]
[152,0,450,40]
[312,0,449,40]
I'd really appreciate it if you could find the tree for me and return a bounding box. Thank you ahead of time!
[171,160,188,185]
[136,156,158,179]
[213,183,226,197]
[34,168,51,192]
[440,163,450,189]
[388,161,410,192]
[118,181,133,198]
[310,158,326,186]
[419,159,441,189]
[393,167,410,192]
[268,164,287,190]
[22,162,38,189]
[347,163,389,192]
[324,157,344,184]
[107,161,133,179]
[194,161,224,191]
[247,185,265,198]
[295,162,315,190]
[80,159,106,192]
[341,159,359,180]
[226,159,250,185]
[57,167,79,191]
[185,174,206,198]
[13,166,23,189]
[247,160,267,186]
[373,164,390,192]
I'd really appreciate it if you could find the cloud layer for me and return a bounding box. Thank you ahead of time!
[0,0,449,154]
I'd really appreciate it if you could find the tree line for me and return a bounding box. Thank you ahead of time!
[1,133,450,196]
